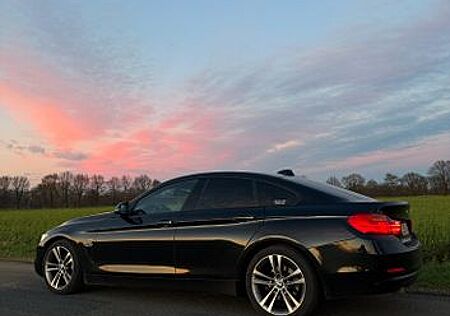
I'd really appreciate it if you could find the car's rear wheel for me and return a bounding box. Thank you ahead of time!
[246,245,320,316]
[43,239,83,294]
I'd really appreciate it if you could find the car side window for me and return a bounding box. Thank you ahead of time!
[196,178,256,210]
[134,179,198,214]
[256,181,298,207]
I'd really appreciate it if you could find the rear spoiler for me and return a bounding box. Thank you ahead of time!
[340,201,410,220]
[376,201,410,221]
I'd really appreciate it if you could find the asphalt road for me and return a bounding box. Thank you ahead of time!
[1,261,449,316]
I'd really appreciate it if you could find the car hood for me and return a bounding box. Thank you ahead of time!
[61,211,115,226]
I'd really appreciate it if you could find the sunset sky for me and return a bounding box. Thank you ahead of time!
[1,0,450,184]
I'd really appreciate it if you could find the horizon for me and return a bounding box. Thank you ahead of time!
[1,0,450,185]
[2,160,445,188]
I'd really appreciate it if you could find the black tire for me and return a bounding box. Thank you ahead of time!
[245,245,320,316]
[42,239,84,294]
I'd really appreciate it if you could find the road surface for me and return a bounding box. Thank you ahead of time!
[1,261,449,316]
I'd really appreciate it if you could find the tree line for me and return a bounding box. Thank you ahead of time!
[326,160,450,197]
[0,172,160,209]
[0,160,448,209]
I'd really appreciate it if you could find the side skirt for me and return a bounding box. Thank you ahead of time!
[84,273,239,296]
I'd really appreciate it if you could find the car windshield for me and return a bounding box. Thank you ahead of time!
[288,176,376,202]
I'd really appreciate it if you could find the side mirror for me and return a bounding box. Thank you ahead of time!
[114,201,129,215]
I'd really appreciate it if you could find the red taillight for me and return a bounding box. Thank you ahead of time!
[347,213,402,236]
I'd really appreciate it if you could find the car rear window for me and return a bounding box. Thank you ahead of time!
[256,181,298,207]
[287,176,376,203]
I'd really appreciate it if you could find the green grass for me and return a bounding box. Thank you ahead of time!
[415,261,450,292]
[0,207,110,260]
[0,196,449,292]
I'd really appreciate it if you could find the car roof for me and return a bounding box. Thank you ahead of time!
[166,170,285,182]
[165,170,374,203]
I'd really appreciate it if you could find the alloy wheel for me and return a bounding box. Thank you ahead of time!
[251,254,306,315]
[44,245,74,291]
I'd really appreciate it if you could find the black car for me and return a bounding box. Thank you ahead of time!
[35,171,421,316]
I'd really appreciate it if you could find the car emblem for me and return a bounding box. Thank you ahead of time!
[273,199,287,206]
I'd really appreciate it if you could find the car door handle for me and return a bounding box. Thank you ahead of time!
[157,220,173,227]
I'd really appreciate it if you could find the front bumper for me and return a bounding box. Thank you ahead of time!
[34,246,45,277]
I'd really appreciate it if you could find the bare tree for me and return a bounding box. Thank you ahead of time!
[73,174,89,207]
[326,176,342,187]
[151,179,161,188]
[341,173,365,192]
[107,177,121,205]
[0,176,11,206]
[401,172,428,195]
[0,172,163,208]
[359,179,382,197]
[384,173,400,189]
[41,174,59,208]
[121,175,132,199]
[90,174,105,205]
[11,176,30,208]
[59,171,74,207]
[132,174,153,194]
[428,160,450,195]
[366,179,378,188]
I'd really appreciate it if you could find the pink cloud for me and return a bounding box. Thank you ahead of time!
[0,84,93,147]
[77,106,233,177]
[0,45,151,150]
[0,43,235,177]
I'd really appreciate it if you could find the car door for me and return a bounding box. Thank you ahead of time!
[174,176,264,279]
[92,179,199,276]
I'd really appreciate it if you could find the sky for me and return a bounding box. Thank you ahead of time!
[1,0,450,185]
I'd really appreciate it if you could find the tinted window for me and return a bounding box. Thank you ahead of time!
[289,176,375,202]
[196,178,256,209]
[134,180,198,214]
[257,181,298,207]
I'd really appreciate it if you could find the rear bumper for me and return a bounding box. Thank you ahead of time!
[324,269,419,297]
[322,238,422,297]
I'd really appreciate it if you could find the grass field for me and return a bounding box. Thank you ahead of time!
[0,206,111,260]
[0,196,449,291]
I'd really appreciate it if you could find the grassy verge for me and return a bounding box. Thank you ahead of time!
[414,261,450,293]
[0,196,449,293]
[0,207,110,259]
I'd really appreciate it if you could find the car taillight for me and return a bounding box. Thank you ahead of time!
[347,213,402,236]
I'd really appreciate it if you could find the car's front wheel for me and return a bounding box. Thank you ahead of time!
[43,239,84,294]
[246,245,320,316]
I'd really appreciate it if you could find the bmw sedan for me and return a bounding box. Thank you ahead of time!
[35,171,421,316]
